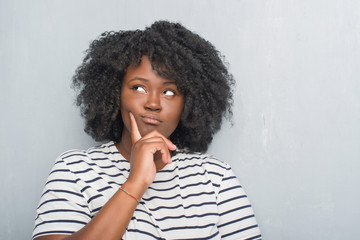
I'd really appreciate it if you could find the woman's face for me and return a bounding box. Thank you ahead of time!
[120,56,184,139]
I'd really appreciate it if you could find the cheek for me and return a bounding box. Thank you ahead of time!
[120,91,140,112]
[119,92,133,130]
[168,99,184,123]
[175,97,185,118]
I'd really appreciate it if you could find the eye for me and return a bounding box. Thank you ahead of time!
[132,85,146,93]
[163,89,176,96]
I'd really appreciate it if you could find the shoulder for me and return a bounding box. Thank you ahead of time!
[55,141,125,170]
[174,150,230,169]
[173,150,232,179]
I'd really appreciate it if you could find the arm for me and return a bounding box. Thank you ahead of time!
[217,167,262,239]
[34,179,141,240]
[34,113,175,240]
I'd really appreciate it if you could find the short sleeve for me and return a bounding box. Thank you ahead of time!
[217,166,262,240]
[32,157,91,239]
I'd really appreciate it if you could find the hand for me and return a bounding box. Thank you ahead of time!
[127,112,177,188]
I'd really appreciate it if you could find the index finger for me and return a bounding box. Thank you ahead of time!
[129,112,142,143]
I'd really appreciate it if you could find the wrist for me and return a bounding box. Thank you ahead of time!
[121,179,148,201]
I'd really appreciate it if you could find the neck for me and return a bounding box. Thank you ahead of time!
[115,131,132,161]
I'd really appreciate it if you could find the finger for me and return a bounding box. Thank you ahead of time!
[141,130,177,151]
[164,137,177,151]
[138,137,172,162]
[150,144,172,164]
[160,147,172,164]
[129,112,142,143]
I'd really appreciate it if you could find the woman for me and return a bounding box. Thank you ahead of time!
[33,21,261,240]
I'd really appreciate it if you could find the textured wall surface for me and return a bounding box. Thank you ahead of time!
[1,0,359,239]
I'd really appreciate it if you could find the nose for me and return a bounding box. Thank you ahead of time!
[144,92,161,112]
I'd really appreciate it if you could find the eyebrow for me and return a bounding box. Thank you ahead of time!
[129,77,177,85]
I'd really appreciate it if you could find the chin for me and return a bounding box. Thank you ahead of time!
[141,125,172,139]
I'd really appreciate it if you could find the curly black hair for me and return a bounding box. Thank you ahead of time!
[72,21,234,152]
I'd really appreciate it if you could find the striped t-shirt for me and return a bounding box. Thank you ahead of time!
[33,141,261,239]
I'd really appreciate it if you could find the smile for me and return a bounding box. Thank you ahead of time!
[140,114,162,125]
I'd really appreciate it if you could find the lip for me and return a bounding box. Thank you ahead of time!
[140,114,162,125]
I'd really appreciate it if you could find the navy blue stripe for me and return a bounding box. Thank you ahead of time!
[219,205,252,217]
[174,155,207,162]
[67,155,117,161]
[54,159,65,165]
[149,180,211,192]
[149,201,216,212]
[84,176,102,184]
[72,168,93,174]
[217,214,255,228]
[179,171,206,180]
[34,219,87,229]
[143,191,214,201]
[181,180,211,189]
[99,171,127,178]
[80,186,91,193]
[46,178,76,185]
[158,165,179,173]
[219,184,242,194]
[49,168,70,175]
[207,170,223,177]
[67,158,125,168]
[174,155,227,169]
[245,234,262,240]
[212,183,220,188]
[134,208,155,218]
[129,217,161,230]
[33,230,74,239]
[66,159,84,165]
[67,158,128,171]
[142,193,181,201]
[34,209,91,221]
[148,203,183,211]
[163,223,215,232]
[62,153,88,160]
[89,157,112,161]
[184,201,216,209]
[205,161,230,170]
[218,195,247,206]
[91,206,102,214]
[148,184,180,192]
[178,162,205,171]
[153,174,177,184]
[126,229,166,239]
[95,143,115,149]
[87,150,121,155]
[98,186,113,192]
[108,181,121,186]
[98,164,121,169]
[87,194,103,204]
[37,198,88,209]
[182,191,214,200]
[155,212,219,222]
[111,159,129,164]
[222,224,259,238]
[41,189,83,198]
[37,198,68,209]
[160,158,220,173]
[223,175,237,181]
[87,149,120,155]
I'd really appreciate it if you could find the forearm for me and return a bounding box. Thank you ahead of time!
[34,180,147,240]
[68,180,146,240]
